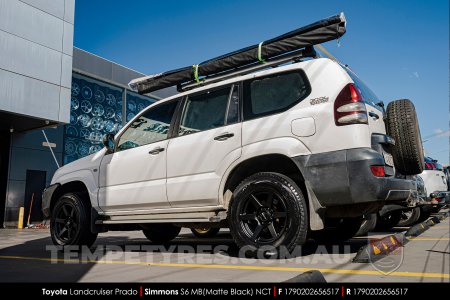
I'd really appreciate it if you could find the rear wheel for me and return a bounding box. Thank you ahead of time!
[376,210,402,231]
[50,193,97,248]
[142,224,181,243]
[228,172,308,254]
[191,227,220,238]
[386,99,424,175]
[397,207,421,227]
[312,217,363,244]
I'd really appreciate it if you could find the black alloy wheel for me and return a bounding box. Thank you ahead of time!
[53,202,78,243]
[228,172,308,255]
[238,189,288,244]
[50,193,97,248]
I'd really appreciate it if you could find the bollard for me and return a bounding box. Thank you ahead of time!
[17,207,24,229]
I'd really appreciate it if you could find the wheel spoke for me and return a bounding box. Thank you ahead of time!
[58,227,67,238]
[62,205,69,217]
[70,207,75,218]
[67,227,72,239]
[55,218,66,224]
[265,192,274,207]
[240,213,256,221]
[274,212,287,218]
[251,225,264,241]
[250,194,263,208]
[267,223,278,238]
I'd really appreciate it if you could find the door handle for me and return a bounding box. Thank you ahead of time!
[214,132,234,141]
[149,147,165,155]
[369,112,379,119]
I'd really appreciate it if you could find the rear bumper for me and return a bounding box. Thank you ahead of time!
[292,148,416,207]
[42,183,59,218]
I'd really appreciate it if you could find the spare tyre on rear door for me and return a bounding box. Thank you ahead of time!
[385,99,424,175]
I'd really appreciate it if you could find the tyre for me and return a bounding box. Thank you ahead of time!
[142,224,181,243]
[417,207,431,222]
[386,99,424,175]
[228,172,308,254]
[50,193,98,248]
[355,214,377,236]
[312,217,364,244]
[397,207,421,227]
[191,227,220,238]
[376,210,402,231]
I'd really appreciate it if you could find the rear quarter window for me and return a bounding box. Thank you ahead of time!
[243,71,310,120]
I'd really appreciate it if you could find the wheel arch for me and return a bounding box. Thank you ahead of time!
[223,154,307,203]
[50,181,91,215]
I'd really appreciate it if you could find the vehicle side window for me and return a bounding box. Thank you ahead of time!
[117,100,178,151]
[243,71,310,121]
[179,86,231,136]
[226,85,240,125]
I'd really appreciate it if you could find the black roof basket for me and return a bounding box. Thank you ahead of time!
[129,12,346,95]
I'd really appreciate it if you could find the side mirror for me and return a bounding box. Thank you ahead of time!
[102,134,115,154]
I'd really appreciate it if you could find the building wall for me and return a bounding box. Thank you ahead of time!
[3,49,176,227]
[0,0,74,124]
[3,127,63,227]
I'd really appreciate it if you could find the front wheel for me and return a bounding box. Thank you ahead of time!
[50,193,97,248]
[228,172,308,254]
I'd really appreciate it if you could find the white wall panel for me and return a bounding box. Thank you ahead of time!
[0,0,64,51]
[19,0,65,19]
[0,68,60,121]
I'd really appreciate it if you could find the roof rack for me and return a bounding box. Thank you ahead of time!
[129,12,346,95]
[178,46,317,92]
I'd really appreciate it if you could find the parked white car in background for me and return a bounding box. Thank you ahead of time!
[419,157,448,198]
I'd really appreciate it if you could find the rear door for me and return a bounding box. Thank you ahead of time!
[166,84,242,207]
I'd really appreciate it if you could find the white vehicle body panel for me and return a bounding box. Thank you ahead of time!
[98,140,170,212]
[366,105,386,135]
[166,122,242,207]
[419,170,448,197]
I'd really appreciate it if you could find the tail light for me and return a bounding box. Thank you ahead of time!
[334,83,368,126]
[425,162,436,170]
[370,166,385,177]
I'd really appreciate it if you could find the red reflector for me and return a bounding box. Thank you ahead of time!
[370,166,385,177]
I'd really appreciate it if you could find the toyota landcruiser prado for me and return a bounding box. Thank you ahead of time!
[42,13,423,253]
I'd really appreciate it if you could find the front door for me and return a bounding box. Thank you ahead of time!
[167,85,242,207]
[99,99,179,213]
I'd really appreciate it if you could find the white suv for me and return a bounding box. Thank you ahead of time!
[42,14,424,253]
[42,57,423,252]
